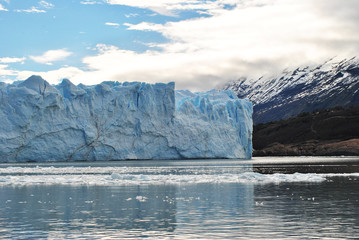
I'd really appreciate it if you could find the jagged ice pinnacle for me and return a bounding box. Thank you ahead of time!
[0,76,252,162]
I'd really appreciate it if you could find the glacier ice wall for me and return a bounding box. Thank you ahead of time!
[0,76,252,162]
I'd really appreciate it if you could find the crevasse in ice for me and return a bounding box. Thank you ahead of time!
[0,75,252,162]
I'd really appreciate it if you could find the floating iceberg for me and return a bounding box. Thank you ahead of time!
[0,76,252,162]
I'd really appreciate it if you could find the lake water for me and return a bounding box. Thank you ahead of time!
[0,157,358,239]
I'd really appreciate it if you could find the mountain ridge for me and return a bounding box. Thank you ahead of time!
[223,57,359,124]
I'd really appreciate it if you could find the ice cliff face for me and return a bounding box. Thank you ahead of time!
[0,76,252,162]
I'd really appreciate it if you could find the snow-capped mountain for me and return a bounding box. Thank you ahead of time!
[223,57,359,124]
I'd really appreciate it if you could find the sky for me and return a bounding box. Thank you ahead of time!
[0,0,358,91]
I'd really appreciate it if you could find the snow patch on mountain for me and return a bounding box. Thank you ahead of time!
[223,57,359,123]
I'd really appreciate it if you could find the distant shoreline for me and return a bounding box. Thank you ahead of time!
[253,105,359,157]
[253,138,359,157]
[251,156,359,174]
[1,156,358,175]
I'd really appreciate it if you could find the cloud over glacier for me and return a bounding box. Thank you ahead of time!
[30,49,73,65]
[1,0,359,90]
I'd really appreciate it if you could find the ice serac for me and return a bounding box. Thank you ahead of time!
[0,76,252,162]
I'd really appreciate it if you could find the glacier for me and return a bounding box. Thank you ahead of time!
[0,75,252,162]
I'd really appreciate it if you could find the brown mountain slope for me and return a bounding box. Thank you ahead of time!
[253,105,359,156]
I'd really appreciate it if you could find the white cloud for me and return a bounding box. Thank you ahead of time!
[0,63,85,85]
[124,22,164,32]
[0,57,26,64]
[80,1,102,5]
[125,13,139,18]
[0,64,17,76]
[0,3,8,11]
[105,22,120,27]
[5,0,359,91]
[104,0,238,16]
[15,7,46,13]
[0,64,17,83]
[14,1,54,13]
[39,1,54,9]
[84,0,357,91]
[30,49,73,65]
[16,67,85,85]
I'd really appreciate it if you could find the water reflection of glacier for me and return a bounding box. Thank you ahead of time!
[0,185,178,239]
[0,159,358,239]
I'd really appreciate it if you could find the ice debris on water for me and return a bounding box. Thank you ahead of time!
[0,165,339,186]
[0,75,252,162]
[136,196,148,202]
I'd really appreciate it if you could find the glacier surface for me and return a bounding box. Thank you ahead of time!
[0,76,252,162]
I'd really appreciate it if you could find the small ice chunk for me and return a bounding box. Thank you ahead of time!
[135,196,148,202]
